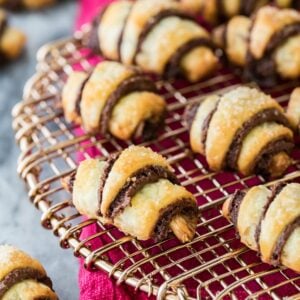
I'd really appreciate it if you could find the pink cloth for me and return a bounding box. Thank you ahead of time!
[75,1,300,299]
[77,1,152,299]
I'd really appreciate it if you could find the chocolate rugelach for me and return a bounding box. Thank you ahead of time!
[61,61,166,141]
[213,6,300,87]
[0,245,58,299]
[85,0,219,82]
[62,146,198,243]
[186,86,294,178]
[223,182,300,273]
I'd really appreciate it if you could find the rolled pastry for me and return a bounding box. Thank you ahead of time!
[0,245,58,299]
[87,0,218,82]
[185,86,294,177]
[179,0,270,23]
[62,145,198,242]
[0,10,26,63]
[276,0,300,9]
[213,6,300,86]
[0,0,55,9]
[287,87,300,134]
[223,182,300,273]
[62,61,166,141]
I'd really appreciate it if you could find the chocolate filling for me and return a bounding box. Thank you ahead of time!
[245,22,300,87]
[184,102,200,130]
[241,0,259,16]
[254,183,287,252]
[228,190,246,227]
[97,153,120,216]
[153,198,198,241]
[132,9,195,64]
[99,75,158,136]
[88,6,108,54]
[227,108,291,170]
[271,215,300,265]
[201,100,220,153]
[107,165,179,218]
[74,72,92,117]
[0,268,53,298]
[164,37,216,79]
[134,111,166,142]
[254,138,294,177]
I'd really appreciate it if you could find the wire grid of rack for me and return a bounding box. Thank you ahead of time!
[12,26,300,299]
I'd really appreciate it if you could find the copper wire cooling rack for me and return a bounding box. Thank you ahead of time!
[12,26,300,299]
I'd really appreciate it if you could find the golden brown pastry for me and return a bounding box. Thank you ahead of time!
[276,0,300,9]
[213,6,300,86]
[223,182,300,273]
[179,0,270,23]
[0,0,55,10]
[287,87,300,134]
[62,145,198,242]
[185,86,294,177]
[0,245,58,299]
[87,0,218,82]
[0,9,26,63]
[62,61,166,141]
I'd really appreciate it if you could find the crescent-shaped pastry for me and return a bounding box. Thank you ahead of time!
[0,10,26,63]
[287,87,300,134]
[0,245,58,299]
[62,145,198,242]
[62,61,166,141]
[185,86,294,177]
[180,0,270,23]
[87,0,218,82]
[223,182,300,273]
[213,6,300,86]
[0,0,55,10]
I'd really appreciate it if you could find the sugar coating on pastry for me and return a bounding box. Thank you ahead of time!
[226,16,251,66]
[81,61,134,132]
[223,183,300,273]
[250,6,300,59]
[62,71,88,124]
[0,245,46,280]
[109,91,166,140]
[136,17,209,74]
[120,0,180,65]
[98,0,133,60]
[274,35,300,79]
[287,87,300,130]
[259,184,300,263]
[205,86,284,171]
[101,145,172,216]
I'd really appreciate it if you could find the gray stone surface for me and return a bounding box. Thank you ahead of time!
[0,2,79,299]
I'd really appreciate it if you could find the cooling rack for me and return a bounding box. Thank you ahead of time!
[12,25,300,299]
